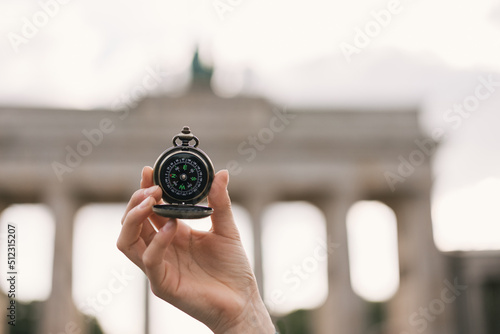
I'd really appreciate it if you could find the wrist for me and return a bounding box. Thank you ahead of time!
[213,295,275,334]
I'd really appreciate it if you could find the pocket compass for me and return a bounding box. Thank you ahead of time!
[152,126,214,219]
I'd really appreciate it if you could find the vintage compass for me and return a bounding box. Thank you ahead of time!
[152,126,214,219]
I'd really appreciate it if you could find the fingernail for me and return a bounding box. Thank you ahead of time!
[223,169,229,188]
[161,219,175,232]
[144,185,159,196]
[139,196,152,209]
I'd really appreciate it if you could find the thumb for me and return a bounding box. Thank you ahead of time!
[208,170,240,239]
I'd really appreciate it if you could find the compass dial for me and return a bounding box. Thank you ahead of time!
[157,151,212,204]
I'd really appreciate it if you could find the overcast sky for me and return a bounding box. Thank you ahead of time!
[1,0,499,108]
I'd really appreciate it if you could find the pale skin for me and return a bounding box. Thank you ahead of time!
[117,166,275,334]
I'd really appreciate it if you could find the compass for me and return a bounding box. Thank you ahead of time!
[152,126,214,219]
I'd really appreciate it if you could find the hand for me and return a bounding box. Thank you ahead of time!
[117,167,275,334]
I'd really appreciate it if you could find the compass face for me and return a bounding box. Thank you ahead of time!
[157,150,212,204]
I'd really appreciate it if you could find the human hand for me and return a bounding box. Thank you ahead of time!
[117,166,275,334]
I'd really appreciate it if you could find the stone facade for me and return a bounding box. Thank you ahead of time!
[0,85,497,333]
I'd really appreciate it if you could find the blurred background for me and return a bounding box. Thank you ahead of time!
[1,0,500,333]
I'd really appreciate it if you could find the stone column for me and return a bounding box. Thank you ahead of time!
[0,202,8,334]
[40,186,84,334]
[0,290,5,334]
[386,195,453,334]
[312,195,366,334]
[461,273,486,334]
[241,192,274,298]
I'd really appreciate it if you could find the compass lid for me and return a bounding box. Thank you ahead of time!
[153,204,213,219]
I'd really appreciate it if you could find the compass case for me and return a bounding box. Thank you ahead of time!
[152,126,215,219]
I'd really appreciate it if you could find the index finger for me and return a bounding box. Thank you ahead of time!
[117,196,156,270]
[139,166,169,230]
[141,166,155,189]
[122,166,159,224]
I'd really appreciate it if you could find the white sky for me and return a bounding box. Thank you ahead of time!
[347,201,400,302]
[1,0,500,331]
[0,205,55,301]
[0,0,499,107]
[261,202,328,315]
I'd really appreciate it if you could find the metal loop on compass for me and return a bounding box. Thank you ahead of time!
[172,126,200,147]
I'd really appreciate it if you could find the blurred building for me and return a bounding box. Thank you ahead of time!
[1,59,499,334]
